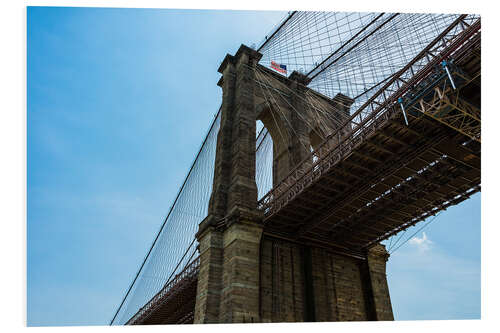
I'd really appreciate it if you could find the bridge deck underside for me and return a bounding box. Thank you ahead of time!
[263,51,480,252]
[264,116,480,251]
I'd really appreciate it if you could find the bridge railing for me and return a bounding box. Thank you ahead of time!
[126,256,200,325]
[257,15,480,221]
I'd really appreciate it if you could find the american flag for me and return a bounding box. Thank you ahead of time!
[271,61,287,74]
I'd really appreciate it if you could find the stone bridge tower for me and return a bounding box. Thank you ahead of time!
[194,45,393,324]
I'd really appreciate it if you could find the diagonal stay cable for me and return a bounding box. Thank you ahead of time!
[255,66,324,152]
[254,67,290,150]
[389,211,442,254]
[255,65,332,145]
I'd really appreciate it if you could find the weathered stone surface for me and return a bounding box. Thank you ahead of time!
[365,244,394,321]
[195,44,393,324]
[220,220,262,323]
[259,237,392,323]
[195,44,263,324]
[260,237,306,322]
[194,225,223,323]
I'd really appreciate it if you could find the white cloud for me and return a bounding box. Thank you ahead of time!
[387,237,480,320]
[408,231,433,251]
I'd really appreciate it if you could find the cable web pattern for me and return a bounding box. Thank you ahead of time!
[111,112,221,324]
[258,12,479,124]
[111,11,479,324]
[259,11,382,74]
[256,126,273,199]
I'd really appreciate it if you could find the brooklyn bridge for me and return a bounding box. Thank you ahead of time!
[110,12,481,325]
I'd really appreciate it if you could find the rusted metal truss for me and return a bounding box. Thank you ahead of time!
[258,16,481,249]
[405,69,480,142]
[365,184,480,248]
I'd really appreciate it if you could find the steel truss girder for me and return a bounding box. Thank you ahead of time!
[407,80,481,142]
[258,17,480,218]
[330,155,478,243]
[257,24,480,257]
[295,132,447,240]
[258,17,480,234]
[365,184,480,247]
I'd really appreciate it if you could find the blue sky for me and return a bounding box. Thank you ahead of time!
[386,193,480,320]
[27,6,480,326]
